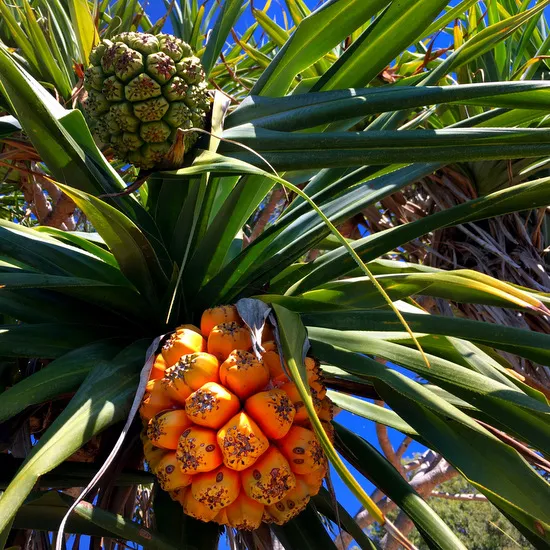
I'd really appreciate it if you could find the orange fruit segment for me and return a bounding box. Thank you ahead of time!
[162,328,206,367]
[217,411,269,471]
[241,446,296,505]
[156,452,193,491]
[147,409,193,450]
[191,465,240,512]
[245,389,295,440]
[225,492,264,530]
[207,322,252,360]
[219,350,269,400]
[200,305,240,338]
[185,382,240,429]
[176,425,223,474]
[278,425,325,475]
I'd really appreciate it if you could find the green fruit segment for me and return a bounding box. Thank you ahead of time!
[84,32,210,169]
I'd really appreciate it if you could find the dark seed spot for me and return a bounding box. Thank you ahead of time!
[276,502,285,511]
[166,465,174,474]
[293,446,305,455]
[293,459,304,464]
[216,472,224,482]
[288,500,295,509]
[253,469,261,480]
[205,444,215,452]
[182,429,191,437]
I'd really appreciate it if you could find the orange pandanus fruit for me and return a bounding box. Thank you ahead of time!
[140,309,331,529]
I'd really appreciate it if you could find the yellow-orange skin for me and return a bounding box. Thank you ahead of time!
[139,380,175,421]
[200,305,241,338]
[162,329,206,367]
[241,447,296,505]
[225,492,264,530]
[261,348,290,386]
[299,462,327,496]
[141,436,166,473]
[278,425,325,475]
[318,396,334,422]
[177,324,202,335]
[150,354,168,380]
[245,389,295,440]
[162,352,219,405]
[212,507,229,525]
[156,452,193,491]
[219,350,270,400]
[173,487,219,522]
[280,381,322,423]
[185,382,240,429]
[217,411,269,471]
[264,478,310,525]
[207,322,252,360]
[147,409,193,450]
[191,465,241,512]
[176,425,223,474]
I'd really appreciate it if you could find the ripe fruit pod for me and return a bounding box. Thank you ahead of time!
[162,329,206,367]
[185,382,240,429]
[245,389,295,439]
[176,425,222,473]
[207,322,252,360]
[241,447,296,505]
[225,492,264,530]
[141,301,332,528]
[278,425,325,475]
[217,411,269,471]
[264,478,310,525]
[219,350,269,400]
[200,305,240,338]
[147,409,193,449]
[191,465,240,512]
[156,452,193,491]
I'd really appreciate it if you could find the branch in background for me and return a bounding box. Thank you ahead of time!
[395,436,413,460]
[336,450,457,549]
[375,401,405,477]
[248,186,286,244]
[431,491,486,502]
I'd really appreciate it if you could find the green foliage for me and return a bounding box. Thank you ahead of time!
[0,1,549,549]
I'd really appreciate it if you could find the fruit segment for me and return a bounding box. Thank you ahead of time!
[219,350,269,399]
[245,389,295,439]
[176,425,223,473]
[185,382,240,429]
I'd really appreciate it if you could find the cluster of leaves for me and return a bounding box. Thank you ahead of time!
[0,1,549,550]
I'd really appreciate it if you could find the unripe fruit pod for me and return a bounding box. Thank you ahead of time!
[156,452,193,491]
[147,409,193,450]
[217,411,269,471]
[219,350,269,400]
[176,425,222,473]
[162,352,219,403]
[263,478,310,525]
[245,389,295,440]
[185,382,240,429]
[241,446,296,505]
[162,329,206,367]
[207,322,252,360]
[278,425,325,475]
[191,465,240,512]
[225,492,264,530]
[200,305,240,338]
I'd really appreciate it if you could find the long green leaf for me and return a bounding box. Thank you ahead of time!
[0,340,147,532]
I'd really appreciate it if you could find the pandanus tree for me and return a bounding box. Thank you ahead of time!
[1,1,550,549]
